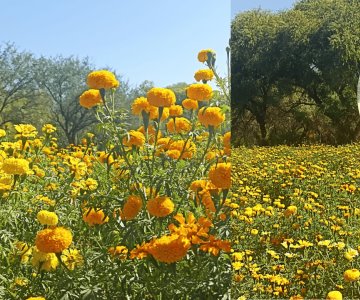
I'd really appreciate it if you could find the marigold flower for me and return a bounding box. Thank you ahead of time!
[197,49,216,63]
[209,162,231,189]
[131,97,151,115]
[83,208,109,226]
[223,131,231,148]
[137,125,161,144]
[199,235,231,256]
[147,234,191,263]
[284,205,297,217]
[326,291,342,300]
[14,124,38,139]
[166,117,192,134]
[26,297,46,300]
[147,196,174,217]
[108,245,128,259]
[198,107,225,128]
[147,87,176,107]
[0,129,6,137]
[86,70,119,90]
[344,268,360,282]
[2,157,30,175]
[149,106,169,121]
[13,241,32,264]
[35,227,72,253]
[130,242,151,260]
[121,195,142,220]
[31,246,59,271]
[168,140,196,159]
[186,84,213,101]
[182,98,199,110]
[42,124,56,134]
[37,210,58,226]
[169,105,183,117]
[194,69,214,82]
[60,248,83,270]
[122,130,145,148]
[79,89,102,109]
[166,149,181,160]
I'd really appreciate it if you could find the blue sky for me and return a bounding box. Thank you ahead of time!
[232,0,296,18]
[0,0,230,88]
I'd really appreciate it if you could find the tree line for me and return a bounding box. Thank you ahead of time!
[231,0,360,146]
[0,42,189,145]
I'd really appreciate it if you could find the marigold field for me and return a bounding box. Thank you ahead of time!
[0,50,233,299]
[231,145,360,299]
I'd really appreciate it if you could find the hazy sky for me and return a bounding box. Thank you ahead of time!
[0,1,230,88]
[232,0,296,18]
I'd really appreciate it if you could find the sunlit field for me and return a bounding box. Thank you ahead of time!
[0,50,232,300]
[231,145,360,300]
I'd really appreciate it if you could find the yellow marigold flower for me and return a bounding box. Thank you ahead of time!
[166,117,192,134]
[157,137,172,152]
[284,205,297,217]
[0,129,6,137]
[130,242,151,260]
[26,297,46,300]
[35,227,72,253]
[182,98,199,110]
[14,124,37,139]
[122,130,145,147]
[223,131,231,148]
[83,208,109,226]
[61,248,84,270]
[2,157,30,175]
[209,162,231,189]
[194,69,214,82]
[97,151,114,165]
[79,89,102,109]
[108,245,128,259]
[31,246,58,272]
[149,106,169,121]
[186,83,213,101]
[131,97,151,115]
[121,195,142,221]
[198,107,225,127]
[169,105,183,117]
[37,210,58,226]
[13,241,32,264]
[168,140,196,159]
[147,87,176,107]
[197,49,216,63]
[326,291,342,300]
[343,268,360,282]
[344,248,358,261]
[147,234,191,263]
[86,70,119,90]
[166,149,181,160]
[42,124,56,134]
[147,196,174,217]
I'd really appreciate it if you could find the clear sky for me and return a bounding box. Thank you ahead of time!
[231,0,297,18]
[0,0,230,88]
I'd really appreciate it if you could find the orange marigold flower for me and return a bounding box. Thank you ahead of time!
[147,87,176,107]
[122,130,145,148]
[79,89,102,109]
[147,196,174,217]
[149,106,169,121]
[131,97,151,115]
[121,195,142,221]
[35,227,72,253]
[166,149,181,160]
[197,49,216,63]
[83,208,109,226]
[86,70,119,90]
[199,235,231,256]
[108,245,128,259]
[166,117,192,134]
[209,162,231,189]
[157,137,172,152]
[194,69,214,82]
[182,98,199,110]
[168,140,196,159]
[186,84,213,101]
[169,105,183,117]
[198,107,225,128]
[223,131,231,148]
[147,234,191,263]
[2,157,30,175]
